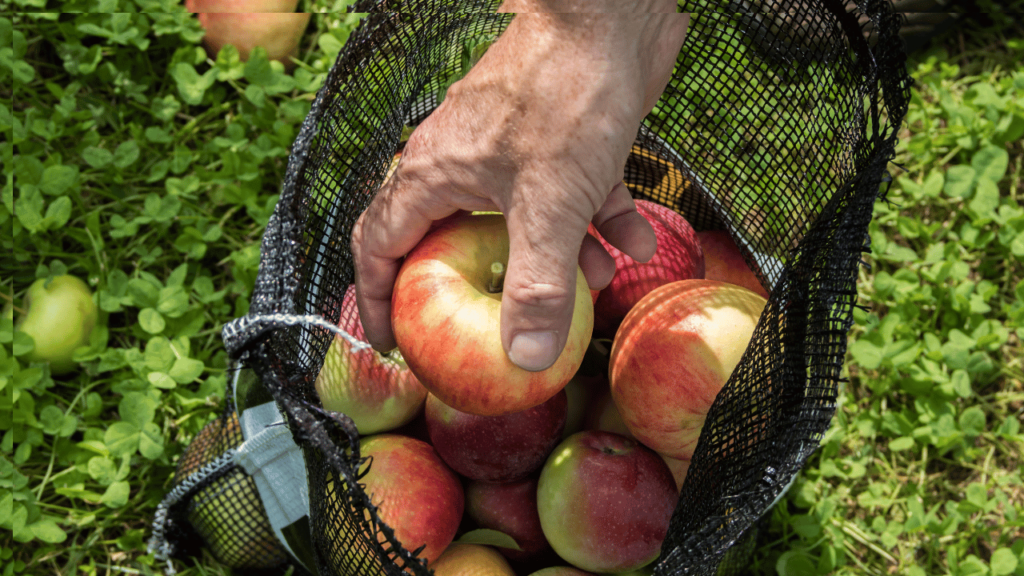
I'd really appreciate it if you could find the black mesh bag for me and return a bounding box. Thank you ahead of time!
[219,2,912,575]
[148,367,315,575]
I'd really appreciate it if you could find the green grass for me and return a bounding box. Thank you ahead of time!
[750,21,1024,576]
[3,4,360,575]
[3,5,1022,576]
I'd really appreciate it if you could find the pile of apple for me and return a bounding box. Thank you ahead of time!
[315,192,769,575]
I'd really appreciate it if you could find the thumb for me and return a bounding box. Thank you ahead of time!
[500,206,590,372]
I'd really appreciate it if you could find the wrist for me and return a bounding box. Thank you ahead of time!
[490,7,688,108]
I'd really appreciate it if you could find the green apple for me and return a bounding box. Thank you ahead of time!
[16,275,98,375]
[189,472,286,568]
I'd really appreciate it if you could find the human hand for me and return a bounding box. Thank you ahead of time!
[351,3,689,372]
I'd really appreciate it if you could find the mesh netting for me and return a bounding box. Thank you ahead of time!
[218,2,911,575]
[152,405,292,572]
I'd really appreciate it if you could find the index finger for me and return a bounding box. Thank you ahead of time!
[351,155,498,353]
[351,174,441,353]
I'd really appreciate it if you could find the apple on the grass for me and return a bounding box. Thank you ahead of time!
[185,0,311,66]
[589,199,704,338]
[316,285,428,435]
[696,230,770,299]
[431,544,516,576]
[425,390,567,483]
[609,279,767,461]
[466,478,550,562]
[392,212,594,417]
[537,431,678,574]
[15,275,98,375]
[323,434,464,569]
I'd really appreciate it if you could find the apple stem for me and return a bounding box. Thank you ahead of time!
[488,262,506,293]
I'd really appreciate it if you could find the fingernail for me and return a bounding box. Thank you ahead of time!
[509,331,559,372]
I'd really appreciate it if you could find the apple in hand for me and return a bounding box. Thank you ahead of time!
[316,285,428,435]
[15,275,98,375]
[537,431,678,574]
[324,434,464,568]
[425,390,567,483]
[590,199,704,337]
[609,279,766,460]
[431,544,517,576]
[392,213,594,416]
[185,0,311,66]
[696,230,769,299]
[466,478,550,562]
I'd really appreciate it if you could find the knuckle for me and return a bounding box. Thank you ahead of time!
[503,279,574,312]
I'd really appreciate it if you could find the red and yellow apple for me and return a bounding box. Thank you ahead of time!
[696,230,769,299]
[659,454,691,493]
[185,0,311,66]
[316,285,428,435]
[590,199,704,338]
[609,279,766,460]
[425,390,567,483]
[392,213,593,416]
[465,478,550,562]
[537,431,678,574]
[326,434,464,568]
[430,543,517,576]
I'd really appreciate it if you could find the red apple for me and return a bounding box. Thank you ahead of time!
[696,230,770,299]
[431,543,517,576]
[185,0,311,66]
[425,390,567,483]
[537,431,678,574]
[609,279,766,460]
[392,213,594,416]
[590,199,704,337]
[325,434,464,568]
[315,285,428,435]
[465,478,550,562]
